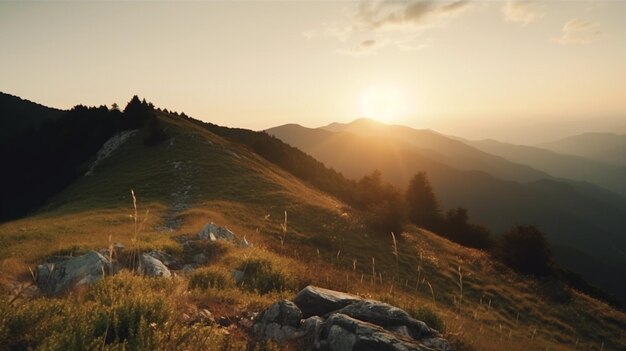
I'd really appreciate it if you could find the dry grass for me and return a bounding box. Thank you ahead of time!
[0,113,624,350]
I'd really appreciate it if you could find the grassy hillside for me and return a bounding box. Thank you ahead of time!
[266,123,626,306]
[0,111,624,350]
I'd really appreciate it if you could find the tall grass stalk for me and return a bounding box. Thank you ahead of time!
[391,232,399,283]
[279,210,288,249]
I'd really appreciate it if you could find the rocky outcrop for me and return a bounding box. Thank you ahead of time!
[198,222,237,241]
[253,285,451,351]
[36,251,111,295]
[140,253,172,278]
[197,222,250,247]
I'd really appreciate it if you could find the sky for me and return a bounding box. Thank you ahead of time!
[1,0,625,144]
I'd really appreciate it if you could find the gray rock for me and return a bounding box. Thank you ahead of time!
[36,251,111,295]
[197,222,237,241]
[322,313,432,351]
[254,300,305,346]
[146,251,179,269]
[182,264,194,274]
[293,285,362,318]
[231,269,244,284]
[301,316,325,350]
[258,300,303,328]
[193,253,208,265]
[333,300,438,339]
[140,253,171,278]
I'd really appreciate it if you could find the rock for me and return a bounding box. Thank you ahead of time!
[182,264,195,274]
[322,313,431,351]
[293,285,362,318]
[301,316,325,350]
[218,316,231,327]
[198,309,215,324]
[253,300,304,346]
[36,251,111,296]
[146,251,179,269]
[197,222,237,241]
[253,286,451,351]
[140,253,171,278]
[193,253,208,265]
[231,269,244,284]
[259,300,303,328]
[333,300,438,339]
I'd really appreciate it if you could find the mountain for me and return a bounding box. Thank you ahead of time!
[322,118,550,183]
[1,97,625,350]
[537,132,626,166]
[267,121,626,305]
[0,92,64,143]
[465,139,626,196]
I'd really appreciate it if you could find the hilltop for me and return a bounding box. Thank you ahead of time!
[0,97,625,350]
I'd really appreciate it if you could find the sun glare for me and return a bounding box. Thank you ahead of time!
[358,86,407,123]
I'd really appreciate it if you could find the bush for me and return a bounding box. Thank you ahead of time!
[494,225,552,277]
[189,267,234,290]
[236,258,294,294]
[406,306,446,333]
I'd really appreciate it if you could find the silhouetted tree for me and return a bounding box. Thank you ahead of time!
[406,172,441,229]
[495,225,552,277]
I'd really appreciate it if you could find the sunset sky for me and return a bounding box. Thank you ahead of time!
[1,1,625,143]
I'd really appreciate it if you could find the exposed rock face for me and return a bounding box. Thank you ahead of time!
[140,253,172,278]
[253,285,451,351]
[146,250,180,269]
[36,251,111,295]
[198,222,236,241]
[294,286,361,318]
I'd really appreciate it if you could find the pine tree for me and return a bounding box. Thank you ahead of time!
[405,172,441,229]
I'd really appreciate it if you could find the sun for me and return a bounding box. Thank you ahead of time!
[358,86,407,123]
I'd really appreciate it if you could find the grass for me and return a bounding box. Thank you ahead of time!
[0,113,624,350]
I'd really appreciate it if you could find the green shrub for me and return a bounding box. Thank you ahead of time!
[406,306,446,333]
[236,258,293,294]
[189,267,233,290]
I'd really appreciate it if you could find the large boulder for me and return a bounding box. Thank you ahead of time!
[293,286,362,318]
[140,253,171,277]
[254,286,451,351]
[321,313,434,351]
[253,300,304,346]
[36,251,111,295]
[333,300,438,339]
[145,251,180,269]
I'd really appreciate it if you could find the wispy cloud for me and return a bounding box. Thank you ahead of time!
[502,0,545,26]
[306,0,471,55]
[553,18,601,44]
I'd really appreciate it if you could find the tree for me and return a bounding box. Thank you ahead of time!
[406,172,441,229]
[495,225,552,277]
[111,102,119,111]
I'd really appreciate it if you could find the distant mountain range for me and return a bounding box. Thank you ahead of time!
[538,132,626,166]
[267,119,626,304]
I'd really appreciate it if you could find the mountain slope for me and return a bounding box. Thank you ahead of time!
[538,132,626,166]
[267,122,626,305]
[0,92,64,143]
[321,118,550,183]
[466,139,626,196]
[1,107,625,350]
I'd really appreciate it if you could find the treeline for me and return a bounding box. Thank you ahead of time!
[0,96,164,222]
[174,113,620,308]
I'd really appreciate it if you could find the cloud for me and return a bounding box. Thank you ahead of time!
[553,18,601,44]
[502,0,545,26]
[356,0,470,31]
[312,1,471,55]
